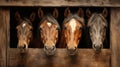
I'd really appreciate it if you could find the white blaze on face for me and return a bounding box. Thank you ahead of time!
[47,22,52,27]
[69,19,77,32]
[22,23,26,27]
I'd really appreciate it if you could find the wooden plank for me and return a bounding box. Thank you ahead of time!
[111,8,120,67]
[0,0,120,7]
[111,0,120,4]
[6,8,10,67]
[8,49,111,67]
[0,8,9,67]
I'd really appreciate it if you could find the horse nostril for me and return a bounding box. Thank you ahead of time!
[45,46,48,50]
[75,47,77,49]
[66,46,68,49]
[23,44,26,48]
[52,46,55,50]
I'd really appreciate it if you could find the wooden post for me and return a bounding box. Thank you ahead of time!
[0,8,9,67]
[111,8,120,67]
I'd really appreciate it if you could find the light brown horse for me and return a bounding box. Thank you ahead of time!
[38,8,60,55]
[86,8,108,52]
[61,8,84,55]
[15,12,35,49]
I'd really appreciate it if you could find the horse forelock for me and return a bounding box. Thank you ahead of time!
[88,13,107,28]
[23,17,32,25]
[63,14,84,28]
[17,17,32,30]
[39,14,60,28]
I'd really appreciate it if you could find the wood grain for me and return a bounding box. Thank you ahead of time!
[0,8,9,67]
[111,8,120,67]
[0,0,120,7]
[8,48,110,67]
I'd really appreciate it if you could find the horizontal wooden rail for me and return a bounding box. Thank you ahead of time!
[8,48,111,67]
[0,0,120,7]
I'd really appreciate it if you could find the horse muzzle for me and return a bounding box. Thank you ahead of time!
[93,44,103,52]
[67,46,78,55]
[44,45,56,55]
[17,44,27,49]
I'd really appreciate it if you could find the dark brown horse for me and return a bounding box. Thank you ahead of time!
[38,8,60,55]
[15,12,35,49]
[86,8,108,52]
[60,8,84,55]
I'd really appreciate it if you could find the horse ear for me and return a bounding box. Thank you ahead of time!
[64,8,71,17]
[53,8,59,19]
[15,11,21,22]
[29,12,35,22]
[86,8,91,18]
[102,8,107,18]
[38,8,44,19]
[77,8,84,17]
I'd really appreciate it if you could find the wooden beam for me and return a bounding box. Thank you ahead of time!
[0,0,120,7]
[8,48,111,67]
[111,8,120,67]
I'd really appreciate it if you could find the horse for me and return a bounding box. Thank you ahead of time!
[86,8,108,52]
[61,8,84,55]
[15,11,35,49]
[38,8,60,55]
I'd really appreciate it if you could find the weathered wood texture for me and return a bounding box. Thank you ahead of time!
[111,8,120,67]
[8,49,111,67]
[0,8,9,67]
[0,0,119,7]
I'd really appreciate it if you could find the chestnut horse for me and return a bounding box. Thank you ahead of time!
[38,8,60,55]
[86,8,108,52]
[60,8,84,55]
[15,12,35,49]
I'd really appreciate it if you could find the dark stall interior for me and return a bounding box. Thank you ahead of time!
[10,7,110,48]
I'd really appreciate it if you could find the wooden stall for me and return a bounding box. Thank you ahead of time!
[0,0,120,67]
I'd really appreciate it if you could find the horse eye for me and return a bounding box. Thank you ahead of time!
[30,29,32,31]
[16,29,19,32]
[39,27,42,31]
[104,26,107,29]
[64,27,67,30]
[39,27,42,33]
[79,27,82,30]
[89,29,92,33]
[56,27,60,30]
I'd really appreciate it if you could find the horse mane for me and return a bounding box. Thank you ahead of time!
[63,14,84,28]
[39,14,60,28]
[88,13,107,27]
